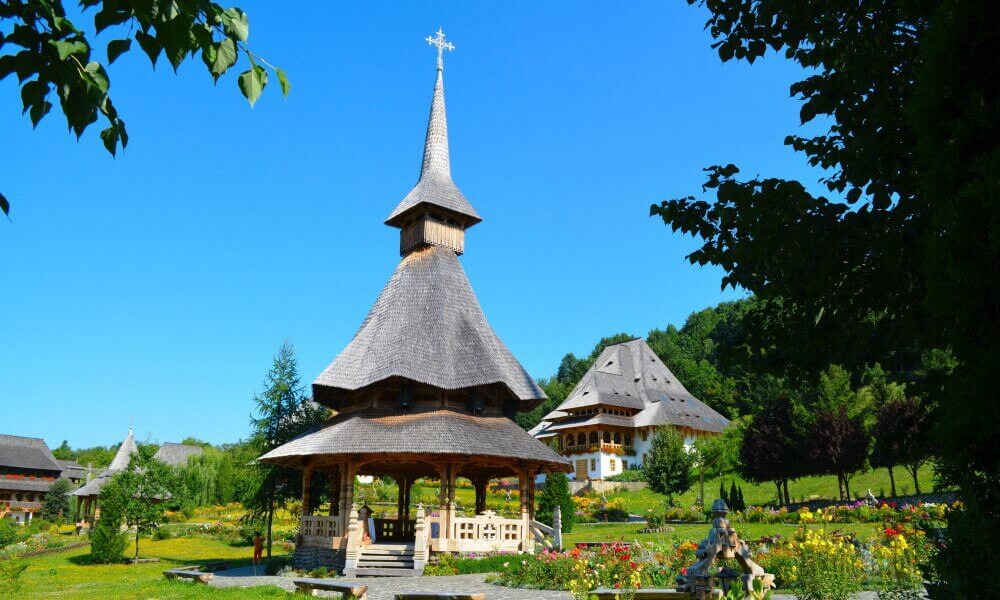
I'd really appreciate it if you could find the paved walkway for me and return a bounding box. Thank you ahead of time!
[210,571,569,599]
[208,568,897,599]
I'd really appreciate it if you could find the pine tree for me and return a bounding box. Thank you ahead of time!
[245,341,328,558]
[537,472,576,539]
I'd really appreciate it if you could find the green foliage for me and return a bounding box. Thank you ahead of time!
[0,0,288,216]
[0,518,21,549]
[606,469,645,482]
[177,446,239,507]
[244,341,329,557]
[643,426,695,506]
[537,473,575,535]
[89,477,128,564]
[52,440,74,460]
[654,0,998,592]
[39,477,73,523]
[109,446,178,560]
[0,559,28,596]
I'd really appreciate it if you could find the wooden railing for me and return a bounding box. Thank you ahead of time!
[373,518,415,542]
[448,510,524,552]
[299,515,341,547]
[0,500,42,511]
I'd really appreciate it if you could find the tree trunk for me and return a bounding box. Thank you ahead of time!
[909,464,922,495]
[266,482,275,559]
[783,479,791,505]
[775,481,783,506]
[844,472,852,501]
[135,526,140,562]
[699,469,705,508]
[837,473,845,501]
[888,467,897,497]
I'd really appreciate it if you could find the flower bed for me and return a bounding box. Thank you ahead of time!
[483,525,935,597]
[732,500,954,526]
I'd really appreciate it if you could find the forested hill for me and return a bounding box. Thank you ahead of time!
[517,299,761,432]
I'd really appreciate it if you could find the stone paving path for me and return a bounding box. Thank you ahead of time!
[208,568,895,600]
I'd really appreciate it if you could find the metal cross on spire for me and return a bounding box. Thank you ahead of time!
[426,27,454,71]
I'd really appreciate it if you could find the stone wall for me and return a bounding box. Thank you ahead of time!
[293,546,345,572]
[569,480,648,496]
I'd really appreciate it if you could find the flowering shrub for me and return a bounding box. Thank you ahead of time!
[565,542,643,600]
[790,528,865,600]
[489,548,577,590]
[731,501,954,525]
[869,525,933,599]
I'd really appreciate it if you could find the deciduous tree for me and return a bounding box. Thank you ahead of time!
[0,0,288,217]
[643,426,695,507]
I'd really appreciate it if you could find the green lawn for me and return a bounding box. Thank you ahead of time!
[563,521,883,546]
[8,537,293,599]
[603,464,940,515]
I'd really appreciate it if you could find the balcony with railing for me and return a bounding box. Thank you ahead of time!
[0,500,42,512]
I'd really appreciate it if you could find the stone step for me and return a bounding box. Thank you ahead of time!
[357,559,416,568]
[363,548,415,556]
[343,567,422,577]
[367,543,414,551]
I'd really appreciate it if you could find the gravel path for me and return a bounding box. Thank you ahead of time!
[208,568,896,599]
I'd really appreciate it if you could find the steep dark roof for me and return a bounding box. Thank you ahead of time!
[259,409,570,472]
[313,245,545,406]
[57,459,87,480]
[0,434,62,472]
[385,69,480,228]
[153,443,203,467]
[532,340,731,438]
[0,478,57,492]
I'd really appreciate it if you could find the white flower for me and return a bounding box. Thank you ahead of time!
[503,562,510,567]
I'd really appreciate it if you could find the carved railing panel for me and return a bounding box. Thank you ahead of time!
[299,515,341,547]
[449,510,523,552]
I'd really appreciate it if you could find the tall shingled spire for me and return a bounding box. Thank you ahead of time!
[385,28,481,234]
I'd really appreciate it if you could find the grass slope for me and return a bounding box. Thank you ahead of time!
[563,522,882,546]
[604,464,939,515]
[10,537,291,599]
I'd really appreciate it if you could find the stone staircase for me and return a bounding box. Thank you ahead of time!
[344,542,421,577]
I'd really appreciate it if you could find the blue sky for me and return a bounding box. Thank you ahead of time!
[2,2,821,448]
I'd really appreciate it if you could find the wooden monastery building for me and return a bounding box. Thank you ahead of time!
[530,338,730,481]
[258,31,571,575]
[0,434,65,524]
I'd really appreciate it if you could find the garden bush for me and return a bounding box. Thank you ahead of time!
[787,529,865,600]
[0,560,28,596]
[607,469,646,482]
[0,518,21,549]
[592,507,630,522]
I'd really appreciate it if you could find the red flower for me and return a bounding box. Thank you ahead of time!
[885,527,899,537]
[681,568,688,575]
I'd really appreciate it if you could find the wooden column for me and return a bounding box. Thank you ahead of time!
[437,464,449,540]
[301,466,313,517]
[447,464,457,536]
[340,462,356,534]
[396,476,408,533]
[403,478,413,521]
[473,476,488,514]
[328,467,341,516]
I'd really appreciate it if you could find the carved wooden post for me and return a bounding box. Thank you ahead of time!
[519,467,532,552]
[447,465,457,537]
[329,467,340,516]
[553,504,563,550]
[412,504,428,571]
[301,466,313,517]
[344,504,361,570]
[437,464,449,541]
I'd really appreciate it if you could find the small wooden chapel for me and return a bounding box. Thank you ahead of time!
[259,30,571,575]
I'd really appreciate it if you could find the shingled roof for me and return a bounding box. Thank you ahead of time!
[532,339,731,439]
[0,434,62,473]
[385,68,480,228]
[153,443,203,467]
[58,459,87,480]
[313,244,545,406]
[72,429,138,498]
[259,409,569,472]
